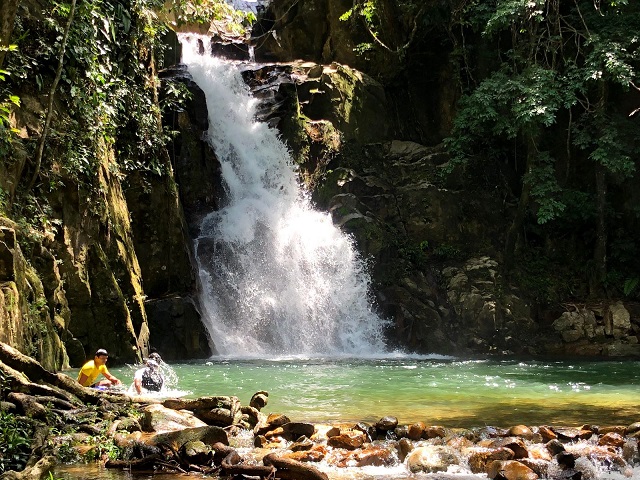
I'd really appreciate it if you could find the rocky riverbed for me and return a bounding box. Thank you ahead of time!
[1,342,639,480]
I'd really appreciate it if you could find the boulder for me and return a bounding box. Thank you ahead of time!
[406,445,458,474]
[479,437,529,459]
[606,301,631,338]
[336,445,395,467]
[599,432,625,448]
[468,447,514,473]
[407,422,425,440]
[507,425,534,440]
[149,425,228,448]
[486,460,538,479]
[250,391,269,410]
[180,440,213,465]
[141,404,207,433]
[282,422,316,439]
[423,425,448,439]
[327,431,367,450]
[375,416,398,431]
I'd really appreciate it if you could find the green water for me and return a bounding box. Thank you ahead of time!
[105,357,640,428]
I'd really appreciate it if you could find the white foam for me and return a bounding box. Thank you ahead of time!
[180,35,390,357]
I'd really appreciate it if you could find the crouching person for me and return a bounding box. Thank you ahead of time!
[134,359,164,394]
[77,349,122,388]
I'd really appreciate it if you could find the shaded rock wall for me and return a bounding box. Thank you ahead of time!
[238,55,640,357]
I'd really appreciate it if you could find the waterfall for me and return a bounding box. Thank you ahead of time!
[180,36,388,357]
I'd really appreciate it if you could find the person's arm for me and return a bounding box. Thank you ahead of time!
[134,377,142,394]
[102,366,121,385]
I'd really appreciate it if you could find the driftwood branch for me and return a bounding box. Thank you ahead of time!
[105,454,162,469]
[0,455,56,480]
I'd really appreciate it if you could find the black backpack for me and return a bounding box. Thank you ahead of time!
[141,368,163,391]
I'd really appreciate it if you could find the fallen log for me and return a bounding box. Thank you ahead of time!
[263,453,329,480]
[105,454,162,469]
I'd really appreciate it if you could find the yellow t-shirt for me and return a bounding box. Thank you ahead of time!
[77,360,109,387]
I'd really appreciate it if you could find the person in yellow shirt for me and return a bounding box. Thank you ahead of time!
[77,349,122,388]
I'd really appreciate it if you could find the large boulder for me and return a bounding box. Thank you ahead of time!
[405,445,459,474]
[141,404,208,433]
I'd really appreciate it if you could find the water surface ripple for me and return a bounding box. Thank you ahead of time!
[110,357,640,427]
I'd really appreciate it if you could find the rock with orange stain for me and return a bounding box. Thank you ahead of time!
[283,446,327,462]
[423,425,448,439]
[467,447,514,473]
[407,422,426,440]
[599,432,625,448]
[486,460,538,480]
[327,430,367,450]
[336,445,395,467]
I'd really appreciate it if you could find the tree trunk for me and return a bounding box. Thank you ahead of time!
[25,0,76,193]
[593,163,607,291]
[0,0,20,68]
[503,132,537,274]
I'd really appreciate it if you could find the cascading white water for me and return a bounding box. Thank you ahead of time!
[180,36,388,357]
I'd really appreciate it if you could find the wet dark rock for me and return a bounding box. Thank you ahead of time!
[354,422,376,441]
[468,447,514,473]
[423,425,448,439]
[396,438,413,462]
[407,421,426,440]
[282,422,315,439]
[289,435,314,451]
[626,422,640,435]
[546,439,565,455]
[555,451,576,469]
[480,437,529,459]
[180,440,213,465]
[327,431,367,450]
[375,416,398,431]
[210,40,249,61]
[249,391,269,410]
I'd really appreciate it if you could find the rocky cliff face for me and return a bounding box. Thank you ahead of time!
[234,54,640,357]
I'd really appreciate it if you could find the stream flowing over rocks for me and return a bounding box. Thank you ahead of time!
[2,343,640,480]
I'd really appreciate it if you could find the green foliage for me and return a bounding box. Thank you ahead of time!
[0,410,33,474]
[483,0,545,36]
[445,0,640,288]
[0,45,21,156]
[172,0,254,33]
[432,243,463,261]
[526,152,565,224]
[83,436,122,462]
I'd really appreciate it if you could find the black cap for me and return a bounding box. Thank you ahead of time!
[95,348,109,357]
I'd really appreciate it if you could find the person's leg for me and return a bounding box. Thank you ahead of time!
[93,379,113,387]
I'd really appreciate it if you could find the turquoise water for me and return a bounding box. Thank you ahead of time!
[104,356,640,428]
